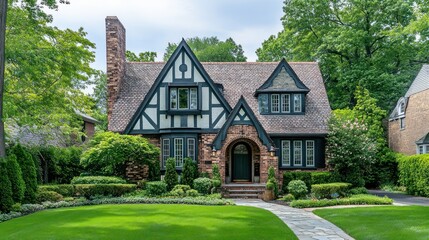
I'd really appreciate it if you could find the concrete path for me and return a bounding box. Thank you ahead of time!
[368,190,429,206]
[234,199,353,240]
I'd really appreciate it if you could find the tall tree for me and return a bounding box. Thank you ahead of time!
[126,50,157,62]
[0,0,8,157]
[256,0,429,110]
[164,37,247,62]
[3,1,95,146]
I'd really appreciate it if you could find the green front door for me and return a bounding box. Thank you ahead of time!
[232,144,251,181]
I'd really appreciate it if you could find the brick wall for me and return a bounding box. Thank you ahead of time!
[389,89,429,155]
[105,16,126,123]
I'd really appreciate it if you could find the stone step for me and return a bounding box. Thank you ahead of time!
[228,193,260,198]
[228,189,264,193]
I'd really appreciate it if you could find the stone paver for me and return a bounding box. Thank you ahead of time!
[234,199,354,240]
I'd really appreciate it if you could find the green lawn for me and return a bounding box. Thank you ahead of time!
[0,204,297,240]
[314,206,429,240]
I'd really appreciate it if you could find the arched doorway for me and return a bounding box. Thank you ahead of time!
[232,142,251,182]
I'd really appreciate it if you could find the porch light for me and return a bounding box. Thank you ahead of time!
[269,146,275,157]
[212,146,217,157]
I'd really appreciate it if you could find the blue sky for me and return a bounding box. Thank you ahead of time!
[49,0,284,71]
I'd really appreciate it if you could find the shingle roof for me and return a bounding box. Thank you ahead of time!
[405,64,429,97]
[109,62,331,135]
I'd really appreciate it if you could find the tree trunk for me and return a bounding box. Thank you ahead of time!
[0,0,7,158]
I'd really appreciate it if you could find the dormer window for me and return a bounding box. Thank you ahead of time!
[397,98,406,115]
[259,93,304,115]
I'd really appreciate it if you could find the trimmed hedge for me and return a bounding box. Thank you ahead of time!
[311,182,352,199]
[74,184,136,199]
[282,172,311,193]
[193,178,212,195]
[38,185,75,197]
[146,181,168,196]
[311,172,335,184]
[71,176,126,185]
[398,154,429,197]
[290,194,393,208]
[36,191,64,203]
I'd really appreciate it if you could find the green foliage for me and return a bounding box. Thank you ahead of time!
[164,37,247,62]
[348,187,368,195]
[5,154,25,203]
[326,112,376,187]
[71,176,126,185]
[30,146,83,184]
[35,190,63,203]
[81,132,160,178]
[186,189,199,197]
[146,181,168,196]
[311,172,335,185]
[74,184,137,199]
[281,194,295,202]
[5,3,97,138]
[267,166,279,197]
[193,177,212,195]
[290,194,392,208]
[398,154,429,197]
[126,50,156,62]
[172,184,191,192]
[164,158,178,191]
[181,158,198,187]
[257,0,429,111]
[38,185,75,197]
[282,171,312,193]
[311,183,352,199]
[168,185,193,197]
[0,160,13,213]
[212,164,221,180]
[10,144,37,203]
[287,180,308,199]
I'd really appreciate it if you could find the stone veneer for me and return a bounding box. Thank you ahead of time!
[105,16,126,123]
[389,89,429,155]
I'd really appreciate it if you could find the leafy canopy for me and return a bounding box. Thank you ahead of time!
[164,37,247,62]
[257,0,429,110]
[81,132,160,178]
[126,50,157,62]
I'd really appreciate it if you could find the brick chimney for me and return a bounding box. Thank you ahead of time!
[105,16,126,123]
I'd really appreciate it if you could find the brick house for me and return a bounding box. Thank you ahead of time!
[106,16,331,187]
[389,64,429,155]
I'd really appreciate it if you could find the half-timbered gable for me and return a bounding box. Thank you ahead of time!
[106,16,331,185]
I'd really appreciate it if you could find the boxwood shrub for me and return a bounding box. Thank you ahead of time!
[74,184,136,199]
[71,176,126,185]
[36,190,64,203]
[311,172,335,184]
[146,181,168,196]
[311,182,352,199]
[290,194,392,208]
[38,185,75,197]
[193,178,212,195]
[282,172,311,193]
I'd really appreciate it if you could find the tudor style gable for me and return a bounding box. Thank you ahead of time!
[255,59,310,115]
[124,40,231,134]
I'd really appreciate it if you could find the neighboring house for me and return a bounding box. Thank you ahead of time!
[8,111,99,147]
[106,16,331,185]
[389,64,429,155]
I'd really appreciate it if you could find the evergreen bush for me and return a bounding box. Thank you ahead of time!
[282,171,311,193]
[267,166,278,197]
[36,190,64,203]
[0,160,13,213]
[181,158,197,187]
[146,181,167,196]
[10,144,38,203]
[311,182,352,199]
[5,154,25,203]
[398,154,429,197]
[164,158,178,191]
[287,180,308,199]
[193,177,212,195]
[71,176,126,184]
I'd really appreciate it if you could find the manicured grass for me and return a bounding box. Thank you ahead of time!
[0,204,297,240]
[314,206,429,240]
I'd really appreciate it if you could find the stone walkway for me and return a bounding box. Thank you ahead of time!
[234,199,354,240]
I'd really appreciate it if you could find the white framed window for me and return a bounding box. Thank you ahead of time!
[281,94,290,113]
[294,141,302,166]
[281,140,291,166]
[169,87,198,110]
[162,139,170,168]
[174,138,184,167]
[294,94,302,112]
[271,94,280,113]
[187,138,196,161]
[400,118,405,130]
[417,144,429,154]
[306,141,315,166]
